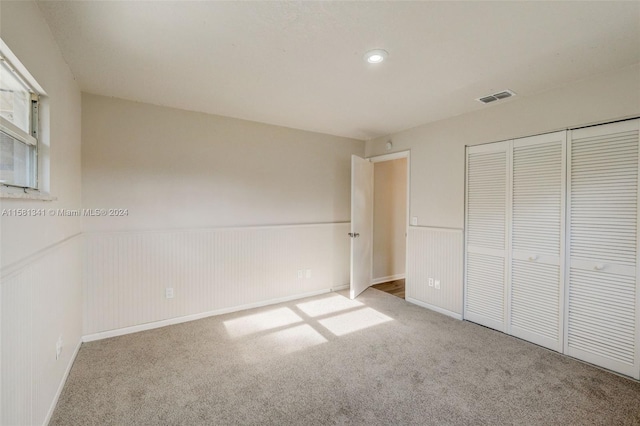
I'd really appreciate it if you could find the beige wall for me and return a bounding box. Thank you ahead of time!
[366,63,640,230]
[0,1,83,425]
[373,158,406,282]
[82,93,364,232]
[81,94,361,337]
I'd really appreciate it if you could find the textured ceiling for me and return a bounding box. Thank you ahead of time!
[37,1,640,140]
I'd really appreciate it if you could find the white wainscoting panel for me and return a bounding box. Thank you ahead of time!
[1,235,83,426]
[406,226,464,318]
[84,223,350,336]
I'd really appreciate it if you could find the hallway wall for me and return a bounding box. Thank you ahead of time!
[372,158,407,283]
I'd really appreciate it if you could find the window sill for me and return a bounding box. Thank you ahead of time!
[0,187,57,201]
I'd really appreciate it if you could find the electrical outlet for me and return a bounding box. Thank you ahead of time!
[435,280,441,290]
[297,270,304,279]
[305,269,311,279]
[55,335,63,360]
[166,287,174,299]
[428,278,434,287]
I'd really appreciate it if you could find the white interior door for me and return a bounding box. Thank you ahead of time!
[566,119,640,379]
[509,131,566,352]
[465,141,509,332]
[350,155,374,299]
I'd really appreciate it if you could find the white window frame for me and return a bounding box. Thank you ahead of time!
[0,38,44,191]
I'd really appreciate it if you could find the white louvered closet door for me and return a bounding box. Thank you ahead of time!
[509,132,566,352]
[567,119,640,379]
[465,142,509,332]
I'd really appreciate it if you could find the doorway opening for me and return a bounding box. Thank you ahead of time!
[371,278,406,299]
[370,156,408,299]
[349,151,409,300]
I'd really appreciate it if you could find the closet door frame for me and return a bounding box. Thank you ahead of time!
[508,131,567,353]
[564,119,640,379]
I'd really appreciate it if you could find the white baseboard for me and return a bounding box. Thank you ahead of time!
[406,297,463,320]
[43,338,82,426]
[331,284,350,291]
[83,287,345,342]
[371,273,405,286]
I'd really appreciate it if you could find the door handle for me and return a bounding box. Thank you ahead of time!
[348,233,360,238]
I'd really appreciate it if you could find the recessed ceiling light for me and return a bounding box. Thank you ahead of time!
[364,49,388,64]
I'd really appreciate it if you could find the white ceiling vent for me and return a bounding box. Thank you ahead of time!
[476,89,517,104]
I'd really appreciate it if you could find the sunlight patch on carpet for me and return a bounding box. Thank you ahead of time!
[296,294,363,317]
[239,324,327,362]
[318,307,393,336]
[223,307,302,338]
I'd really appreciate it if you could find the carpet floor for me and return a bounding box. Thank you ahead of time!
[51,289,640,425]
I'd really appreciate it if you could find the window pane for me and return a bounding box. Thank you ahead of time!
[0,59,31,134]
[0,130,35,187]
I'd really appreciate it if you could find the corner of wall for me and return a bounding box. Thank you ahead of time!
[1,2,84,425]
